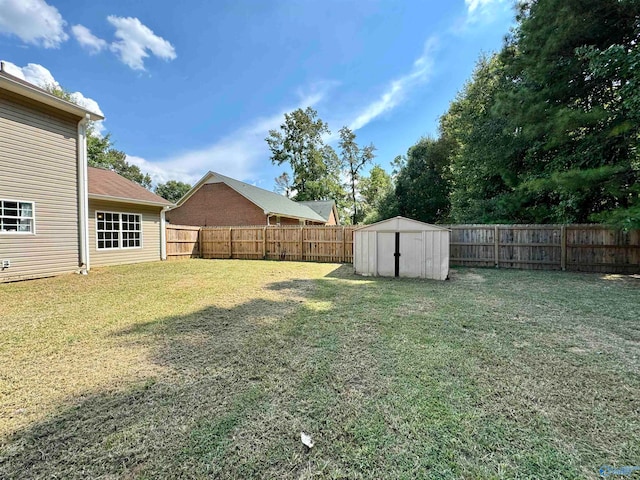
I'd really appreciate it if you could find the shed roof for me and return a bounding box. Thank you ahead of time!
[356,216,450,232]
[296,200,338,223]
[176,171,327,223]
[0,67,104,121]
[88,167,173,207]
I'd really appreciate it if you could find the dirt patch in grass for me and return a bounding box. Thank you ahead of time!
[1,261,638,479]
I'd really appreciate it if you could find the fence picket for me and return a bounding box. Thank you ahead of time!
[166,224,638,273]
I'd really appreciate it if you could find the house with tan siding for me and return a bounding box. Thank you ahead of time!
[166,171,330,226]
[88,167,172,268]
[0,67,171,282]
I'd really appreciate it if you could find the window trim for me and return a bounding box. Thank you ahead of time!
[0,199,36,235]
[95,210,143,251]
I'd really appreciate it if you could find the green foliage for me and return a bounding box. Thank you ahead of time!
[42,82,154,190]
[394,137,452,224]
[273,172,292,198]
[87,132,152,189]
[338,126,376,224]
[423,0,640,227]
[441,54,519,223]
[266,107,345,202]
[154,180,192,204]
[43,83,73,102]
[360,165,394,223]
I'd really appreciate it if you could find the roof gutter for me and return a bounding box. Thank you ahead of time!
[77,114,91,274]
[0,68,103,121]
[264,211,324,223]
[88,193,173,208]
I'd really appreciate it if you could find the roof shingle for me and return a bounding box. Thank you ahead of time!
[88,167,172,207]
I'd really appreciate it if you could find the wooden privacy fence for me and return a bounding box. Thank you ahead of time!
[445,224,639,273]
[166,224,639,273]
[167,225,355,263]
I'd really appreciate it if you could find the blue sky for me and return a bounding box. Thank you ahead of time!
[0,0,515,190]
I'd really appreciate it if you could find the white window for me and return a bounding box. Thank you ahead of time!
[0,200,35,234]
[96,211,142,250]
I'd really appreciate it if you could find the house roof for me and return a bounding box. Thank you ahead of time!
[88,167,173,207]
[176,171,327,223]
[0,66,104,121]
[297,200,338,223]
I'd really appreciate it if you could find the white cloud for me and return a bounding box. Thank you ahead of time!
[464,0,509,24]
[2,61,58,88]
[107,16,176,70]
[1,60,105,134]
[126,90,329,186]
[348,36,439,131]
[71,24,107,54]
[0,0,68,48]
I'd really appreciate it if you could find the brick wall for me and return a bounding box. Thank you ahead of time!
[327,209,337,225]
[166,183,268,226]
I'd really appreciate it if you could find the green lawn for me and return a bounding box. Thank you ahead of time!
[0,260,638,479]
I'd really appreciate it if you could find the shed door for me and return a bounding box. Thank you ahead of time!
[399,232,423,277]
[376,232,395,276]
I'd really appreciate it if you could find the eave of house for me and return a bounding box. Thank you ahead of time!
[0,71,104,121]
[89,193,171,208]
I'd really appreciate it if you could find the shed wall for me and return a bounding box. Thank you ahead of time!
[354,219,449,280]
[0,89,81,282]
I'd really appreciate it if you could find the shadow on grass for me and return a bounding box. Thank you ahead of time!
[2,265,638,479]
[0,295,308,479]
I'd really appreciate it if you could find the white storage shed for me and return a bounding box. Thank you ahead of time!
[354,216,450,280]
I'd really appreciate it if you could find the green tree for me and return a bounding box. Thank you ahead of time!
[87,132,152,189]
[394,137,452,223]
[266,107,344,201]
[495,0,640,224]
[274,172,293,198]
[44,83,154,190]
[338,126,376,224]
[154,180,191,203]
[359,165,394,223]
[440,54,521,223]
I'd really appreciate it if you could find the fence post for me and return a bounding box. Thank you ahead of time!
[228,228,233,259]
[263,226,267,259]
[299,226,304,261]
[561,225,567,271]
[494,225,500,268]
[342,226,346,263]
[197,227,202,258]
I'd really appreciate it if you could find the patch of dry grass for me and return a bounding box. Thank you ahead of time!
[0,261,638,479]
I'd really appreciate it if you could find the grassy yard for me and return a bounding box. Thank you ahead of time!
[0,260,638,479]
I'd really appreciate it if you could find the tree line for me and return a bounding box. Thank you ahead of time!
[375,0,639,229]
[48,0,639,227]
[268,0,639,228]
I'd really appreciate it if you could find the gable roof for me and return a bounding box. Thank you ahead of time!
[176,171,327,223]
[88,167,173,207]
[0,66,103,121]
[297,200,339,223]
[355,216,450,232]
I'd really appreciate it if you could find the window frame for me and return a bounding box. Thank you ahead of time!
[95,210,143,251]
[0,199,36,235]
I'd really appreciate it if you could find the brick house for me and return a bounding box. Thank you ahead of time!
[165,171,329,226]
[297,201,340,225]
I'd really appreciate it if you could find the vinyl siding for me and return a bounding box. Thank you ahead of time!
[88,199,163,267]
[0,90,81,283]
